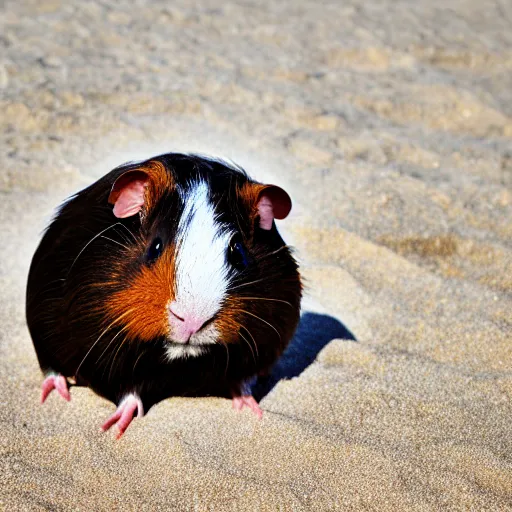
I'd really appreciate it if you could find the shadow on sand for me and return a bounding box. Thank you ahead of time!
[253,312,356,401]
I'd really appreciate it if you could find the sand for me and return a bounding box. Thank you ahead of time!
[1,0,511,510]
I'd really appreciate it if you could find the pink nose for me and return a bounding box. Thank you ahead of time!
[168,301,205,343]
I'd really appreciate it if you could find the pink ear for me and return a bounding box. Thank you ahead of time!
[108,171,149,218]
[257,185,292,230]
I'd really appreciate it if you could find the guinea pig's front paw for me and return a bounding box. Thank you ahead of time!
[40,373,71,403]
[231,395,263,419]
[101,393,144,439]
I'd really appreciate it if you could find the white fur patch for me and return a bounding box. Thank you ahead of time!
[189,323,220,345]
[165,345,206,361]
[165,181,232,359]
[165,324,219,361]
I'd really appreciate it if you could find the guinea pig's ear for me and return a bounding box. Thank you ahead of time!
[256,185,292,230]
[108,161,171,218]
[108,170,150,218]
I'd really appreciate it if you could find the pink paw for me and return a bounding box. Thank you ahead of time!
[41,374,71,403]
[101,394,144,439]
[232,395,263,419]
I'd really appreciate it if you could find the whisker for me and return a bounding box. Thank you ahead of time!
[238,309,281,341]
[96,323,131,369]
[133,346,146,374]
[236,297,294,308]
[257,245,290,259]
[238,325,258,363]
[114,222,138,243]
[68,223,131,275]
[100,236,129,250]
[28,278,66,304]
[239,324,259,358]
[219,339,229,377]
[74,308,135,377]
[109,229,133,247]
[228,276,273,292]
[108,332,128,383]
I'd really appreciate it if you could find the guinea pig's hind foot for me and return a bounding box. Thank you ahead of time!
[41,374,71,403]
[101,393,144,439]
[232,395,263,419]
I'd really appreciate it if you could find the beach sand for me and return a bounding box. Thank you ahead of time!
[1,0,511,510]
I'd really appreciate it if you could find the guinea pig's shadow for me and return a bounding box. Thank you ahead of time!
[253,312,356,401]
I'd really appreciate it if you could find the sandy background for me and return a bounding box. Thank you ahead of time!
[1,0,511,510]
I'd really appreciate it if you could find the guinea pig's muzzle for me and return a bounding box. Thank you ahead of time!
[167,301,218,345]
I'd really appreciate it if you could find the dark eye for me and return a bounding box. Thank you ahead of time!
[147,237,163,264]
[228,235,250,270]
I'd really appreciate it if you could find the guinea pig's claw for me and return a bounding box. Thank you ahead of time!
[232,395,263,419]
[101,394,144,439]
[41,374,71,403]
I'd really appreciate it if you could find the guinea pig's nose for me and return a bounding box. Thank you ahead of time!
[168,301,206,343]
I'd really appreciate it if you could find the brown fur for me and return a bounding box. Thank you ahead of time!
[106,245,176,342]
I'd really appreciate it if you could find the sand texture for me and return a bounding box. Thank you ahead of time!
[1,0,511,510]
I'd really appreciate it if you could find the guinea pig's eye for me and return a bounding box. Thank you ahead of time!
[147,237,163,264]
[228,235,250,271]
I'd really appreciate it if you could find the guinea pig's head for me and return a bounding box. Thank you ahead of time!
[105,155,301,363]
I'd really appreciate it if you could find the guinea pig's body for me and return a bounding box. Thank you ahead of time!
[26,153,301,436]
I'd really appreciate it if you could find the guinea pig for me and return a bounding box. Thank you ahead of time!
[26,153,301,437]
